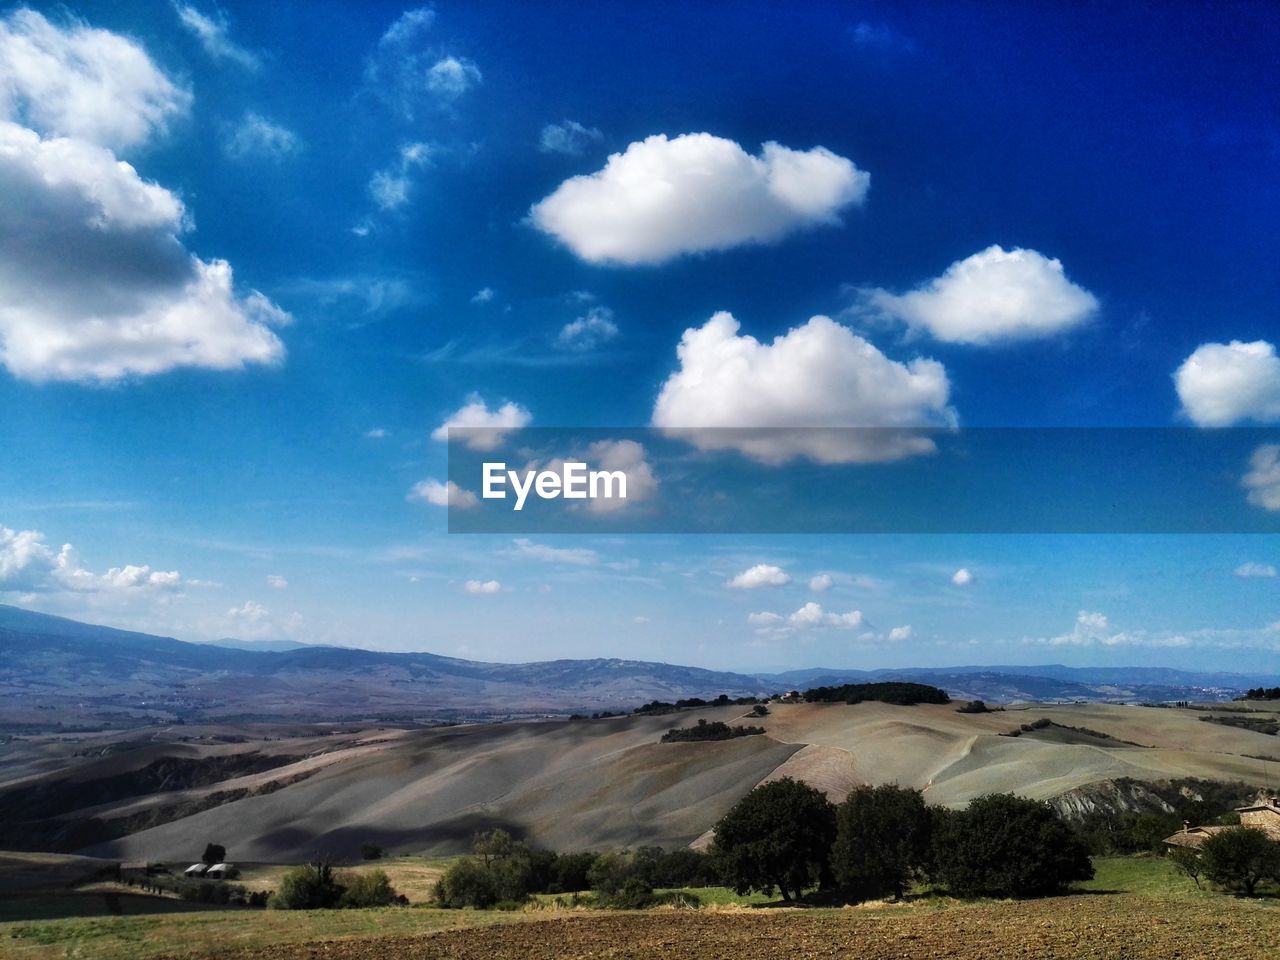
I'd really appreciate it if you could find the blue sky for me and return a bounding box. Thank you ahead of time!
[2,1,1279,672]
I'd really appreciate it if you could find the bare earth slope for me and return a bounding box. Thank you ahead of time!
[2,700,1277,862]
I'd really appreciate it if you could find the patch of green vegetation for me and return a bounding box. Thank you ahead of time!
[660,719,765,743]
[802,682,950,706]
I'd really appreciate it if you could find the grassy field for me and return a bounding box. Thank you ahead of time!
[3,855,1278,960]
[235,856,461,904]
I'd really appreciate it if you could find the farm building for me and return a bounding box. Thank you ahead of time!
[1164,795,1280,849]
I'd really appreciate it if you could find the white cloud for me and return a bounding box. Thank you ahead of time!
[727,564,791,589]
[1174,340,1280,427]
[951,568,974,586]
[512,538,598,566]
[426,56,481,98]
[464,578,501,595]
[652,312,953,464]
[556,306,619,351]
[172,3,259,70]
[864,246,1098,344]
[1031,610,1190,649]
[407,478,479,509]
[266,575,288,590]
[0,128,289,381]
[0,12,288,384]
[365,428,389,439]
[809,573,834,592]
[363,8,478,117]
[751,602,863,630]
[432,395,532,451]
[1243,444,1280,512]
[0,8,191,152]
[471,287,495,304]
[887,624,913,642]
[579,439,657,515]
[369,141,433,211]
[0,524,187,595]
[224,112,299,160]
[1234,562,1277,579]
[530,133,870,265]
[228,599,269,622]
[539,120,603,156]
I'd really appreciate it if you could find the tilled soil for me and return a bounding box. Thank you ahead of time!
[214,896,1280,960]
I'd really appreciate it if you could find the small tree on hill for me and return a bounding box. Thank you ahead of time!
[832,784,931,902]
[270,862,344,909]
[710,777,836,902]
[930,793,1093,898]
[1167,846,1204,889]
[1200,827,1280,896]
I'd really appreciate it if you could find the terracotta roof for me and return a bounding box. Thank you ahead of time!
[1163,825,1228,849]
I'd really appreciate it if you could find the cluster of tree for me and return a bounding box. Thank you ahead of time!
[660,719,765,743]
[122,873,268,907]
[433,829,719,909]
[269,862,404,909]
[633,694,764,716]
[802,682,950,706]
[711,778,1092,903]
[1170,827,1280,896]
[1200,714,1280,735]
[955,700,990,714]
[1242,687,1280,701]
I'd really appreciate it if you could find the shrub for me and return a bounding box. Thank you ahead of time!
[1200,827,1280,896]
[710,777,836,901]
[270,863,345,910]
[832,785,931,902]
[930,794,1093,898]
[360,843,384,861]
[551,851,598,893]
[339,869,399,907]
[750,704,769,717]
[587,851,635,896]
[956,700,988,714]
[433,857,499,908]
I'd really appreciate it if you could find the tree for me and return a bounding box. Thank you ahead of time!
[201,843,226,865]
[587,851,634,895]
[1167,846,1204,889]
[832,785,931,902]
[1200,827,1280,896]
[710,777,836,902]
[472,828,514,865]
[433,857,499,908]
[270,862,344,909]
[360,842,384,861]
[552,852,597,893]
[339,869,399,907]
[930,794,1093,898]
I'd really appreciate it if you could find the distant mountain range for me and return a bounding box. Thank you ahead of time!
[1,603,1274,727]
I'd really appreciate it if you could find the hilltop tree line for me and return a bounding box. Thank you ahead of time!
[1242,687,1280,701]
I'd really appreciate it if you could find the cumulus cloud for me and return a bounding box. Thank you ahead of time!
[1234,562,1277,579]
[887,624,913,642]
[652,312,953,464]
[224,112,299,160]
[863,246,1098,344]
[750,602,863,630]
[426,56,481,98]
[1243,444,1280,512]
[530,133,870,265]
[727,564,791,589]
[951,568,974,586]
[809,573,834,592]
[228,599,269,622]
[1174,340,1280,427]
[369,141,433,211]
[464,578,502,594]
[0,9,191,152]
[0,524,188,595]
[539,120,603,156]
[511,538,598,565]
[407,478,480,509]
[172,3,259,70]
[0,12,288,383]
[578,439,657,515]
[266,575,288,589]
[432,395,532,451]
[556,306,619,352]
[471,287,495,304]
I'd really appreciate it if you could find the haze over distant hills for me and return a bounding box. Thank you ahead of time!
[2,604,1275,727]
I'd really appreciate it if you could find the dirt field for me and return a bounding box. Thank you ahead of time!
[204,896,1280,960]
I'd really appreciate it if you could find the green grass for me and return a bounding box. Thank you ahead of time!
[657,885,774,906]
[1079,854,1280,901]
